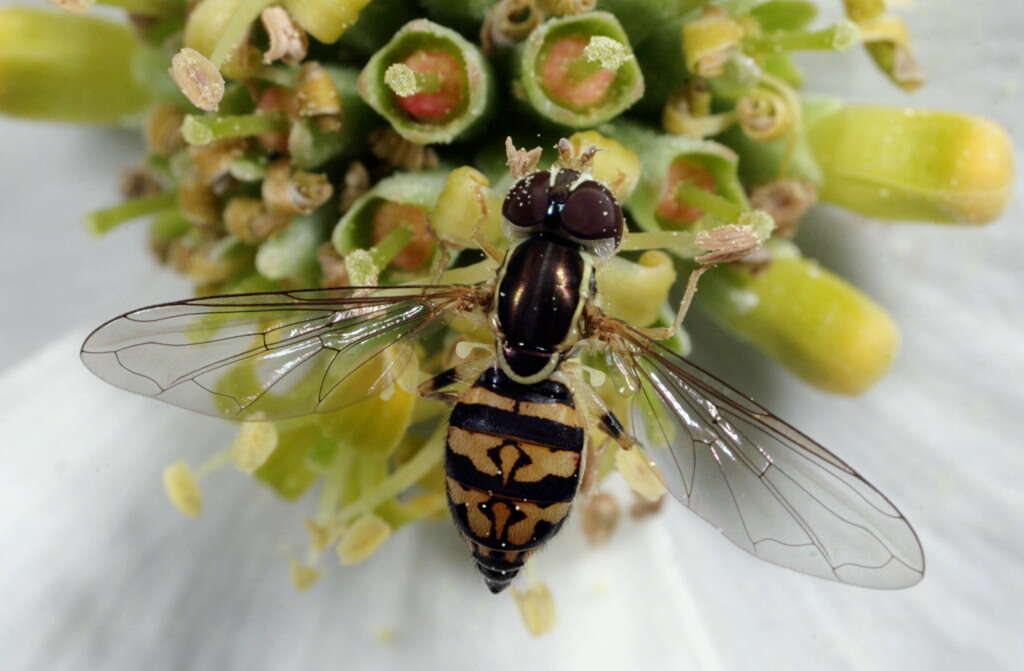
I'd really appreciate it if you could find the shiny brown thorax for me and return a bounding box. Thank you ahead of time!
[491,234,594,385]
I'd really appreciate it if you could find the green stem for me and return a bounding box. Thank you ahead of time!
[86,191,179,236]
[316,446,357,520]
[675,182,744,222]
[566,56,603,83]
[182,112,288,146]
[751,21,860,53]
[209,0,277,67]
[369,225,413,268]
[99,0,183,16]
[621,230,703,256]
[330,425,445,526]
[149,213,191,242]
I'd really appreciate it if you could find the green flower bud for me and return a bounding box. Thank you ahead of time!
[699,243,900,395]
[0,8,149,122]
[285,0,372,44]
[430,166,504,249]
[567,130,640,200]
[597,251,676,327]
[808,104,1015,225]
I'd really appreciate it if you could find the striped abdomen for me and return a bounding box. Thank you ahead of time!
[445,367,584,593]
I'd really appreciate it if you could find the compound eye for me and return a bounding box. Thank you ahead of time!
[561,180,623,241]
[502,171,551,227]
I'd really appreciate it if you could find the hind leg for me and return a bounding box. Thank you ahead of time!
[418,356,493,402]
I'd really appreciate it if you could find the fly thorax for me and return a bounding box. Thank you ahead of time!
[492,235,593,384]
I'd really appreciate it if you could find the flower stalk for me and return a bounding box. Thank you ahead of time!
[86,191,179,236]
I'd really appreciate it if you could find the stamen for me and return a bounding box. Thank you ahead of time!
[260,7,307,65]
[169,48,225,112]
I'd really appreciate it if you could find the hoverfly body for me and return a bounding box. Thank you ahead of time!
[81,138,924,594]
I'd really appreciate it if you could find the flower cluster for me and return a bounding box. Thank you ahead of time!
[0,0,1014,635]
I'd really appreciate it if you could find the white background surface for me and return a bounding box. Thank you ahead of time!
[1,2,1022,670]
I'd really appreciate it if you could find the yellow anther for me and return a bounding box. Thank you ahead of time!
[230,420,278,474]
[513,581,556,636]
[289,559,321,590]
[337,514,392,565]
[162,461,204,518]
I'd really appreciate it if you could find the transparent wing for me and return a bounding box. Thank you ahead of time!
[81,285,475,420]
[604,320,924,589]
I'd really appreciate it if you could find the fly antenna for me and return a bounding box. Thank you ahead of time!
[556,137,601,172]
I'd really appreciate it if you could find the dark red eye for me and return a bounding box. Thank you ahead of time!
[502,171,551,227]
[560,180,623,241]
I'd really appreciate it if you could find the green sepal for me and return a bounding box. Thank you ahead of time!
[749,0,819,32]
[601,120,748,233]
[514,11,644,128]
[595,0,703,46]
[288,67,380,170]
[335,0,420,57]
[255,418,328,500]
[256,205,334,283]
[357,18,495,144]
[332,170,449,256]
[418,0,496,38]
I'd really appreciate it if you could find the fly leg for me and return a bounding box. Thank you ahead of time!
[418,356,493,402]
[559,363,637,450]
[637,264,709,342]
[557,365,637,496]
